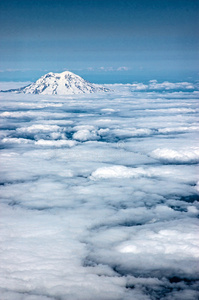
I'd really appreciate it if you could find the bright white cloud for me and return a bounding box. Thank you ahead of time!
[131,82,148,90]
[151,147,199,163]
[35,139,76,147]
[148,80,195,90]
[131,80,197,91]
[91,165,149,179]
[17,124,61,132]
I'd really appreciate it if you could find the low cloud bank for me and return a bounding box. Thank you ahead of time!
[131,80,197,91]
[0,83,198,299]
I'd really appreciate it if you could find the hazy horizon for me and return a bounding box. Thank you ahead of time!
[0,0,198,83]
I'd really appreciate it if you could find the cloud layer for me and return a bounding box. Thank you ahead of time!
[131,80,198,91]
[0,82,199,300]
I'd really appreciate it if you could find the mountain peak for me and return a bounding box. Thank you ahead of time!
[1,71,109,95]
[44,71,74,78]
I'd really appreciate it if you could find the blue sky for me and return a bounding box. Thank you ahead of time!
[0,0,198,83]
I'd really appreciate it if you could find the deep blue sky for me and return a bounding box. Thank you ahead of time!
[0,0,198,83]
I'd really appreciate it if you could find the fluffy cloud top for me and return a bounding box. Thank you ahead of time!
[152,147,199,163]
[131,80,197,91]
[91,165,149,179]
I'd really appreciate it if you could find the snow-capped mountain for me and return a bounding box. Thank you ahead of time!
[1,71,109,95]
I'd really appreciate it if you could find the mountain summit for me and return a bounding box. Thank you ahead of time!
[2,71,109,95]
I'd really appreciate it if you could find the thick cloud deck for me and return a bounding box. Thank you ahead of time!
[0,83,199,300]
[91,165,149,179]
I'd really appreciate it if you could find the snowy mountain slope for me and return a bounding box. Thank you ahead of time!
[1,71,109,95]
